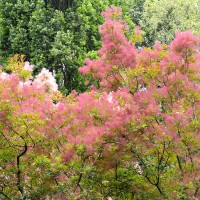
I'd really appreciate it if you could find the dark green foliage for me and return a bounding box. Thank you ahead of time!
[0,0,35,64]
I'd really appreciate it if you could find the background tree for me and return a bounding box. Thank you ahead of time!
[28,0,65,71]
[0,0,36,64]
[140,0,200,46]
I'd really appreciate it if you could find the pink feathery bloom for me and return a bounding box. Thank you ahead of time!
[0,72,10,80]
[62,149,74,163]
[134,26,142,35]
[107,92,113,103]
[101,6,122,20]
[170,31,200,55]
[33,68,58,93]
[18,80,32,90]
[24,61,34,71]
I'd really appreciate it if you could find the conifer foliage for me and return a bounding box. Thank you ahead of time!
[1,6,200,200]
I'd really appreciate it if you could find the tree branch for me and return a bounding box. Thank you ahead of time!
[16,136,28,198]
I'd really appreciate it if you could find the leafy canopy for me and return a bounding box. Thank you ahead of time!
[1,6,200,200]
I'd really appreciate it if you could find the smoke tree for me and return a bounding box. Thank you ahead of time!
[61,7,200,199]
[1,6,200,200]
[0,55,69,199]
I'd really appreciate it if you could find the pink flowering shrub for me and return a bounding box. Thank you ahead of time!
[24,61,34,71]
[0,55,66,199]
[1,6,200,200]
[79,7,137,91]
[64,7,200,199]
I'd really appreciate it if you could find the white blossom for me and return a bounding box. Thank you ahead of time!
[24,61,34,71]
[33,68,58,93]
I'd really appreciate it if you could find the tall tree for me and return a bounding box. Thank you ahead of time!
[0,0,36,64]
[140,0,200,46]
[29,0,65,71]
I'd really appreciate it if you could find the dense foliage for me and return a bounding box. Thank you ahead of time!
[1,7,200,199]
[0,55,67,199]
[140,0,200,45]
[0,0,139,94]
[1,0,200,94]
